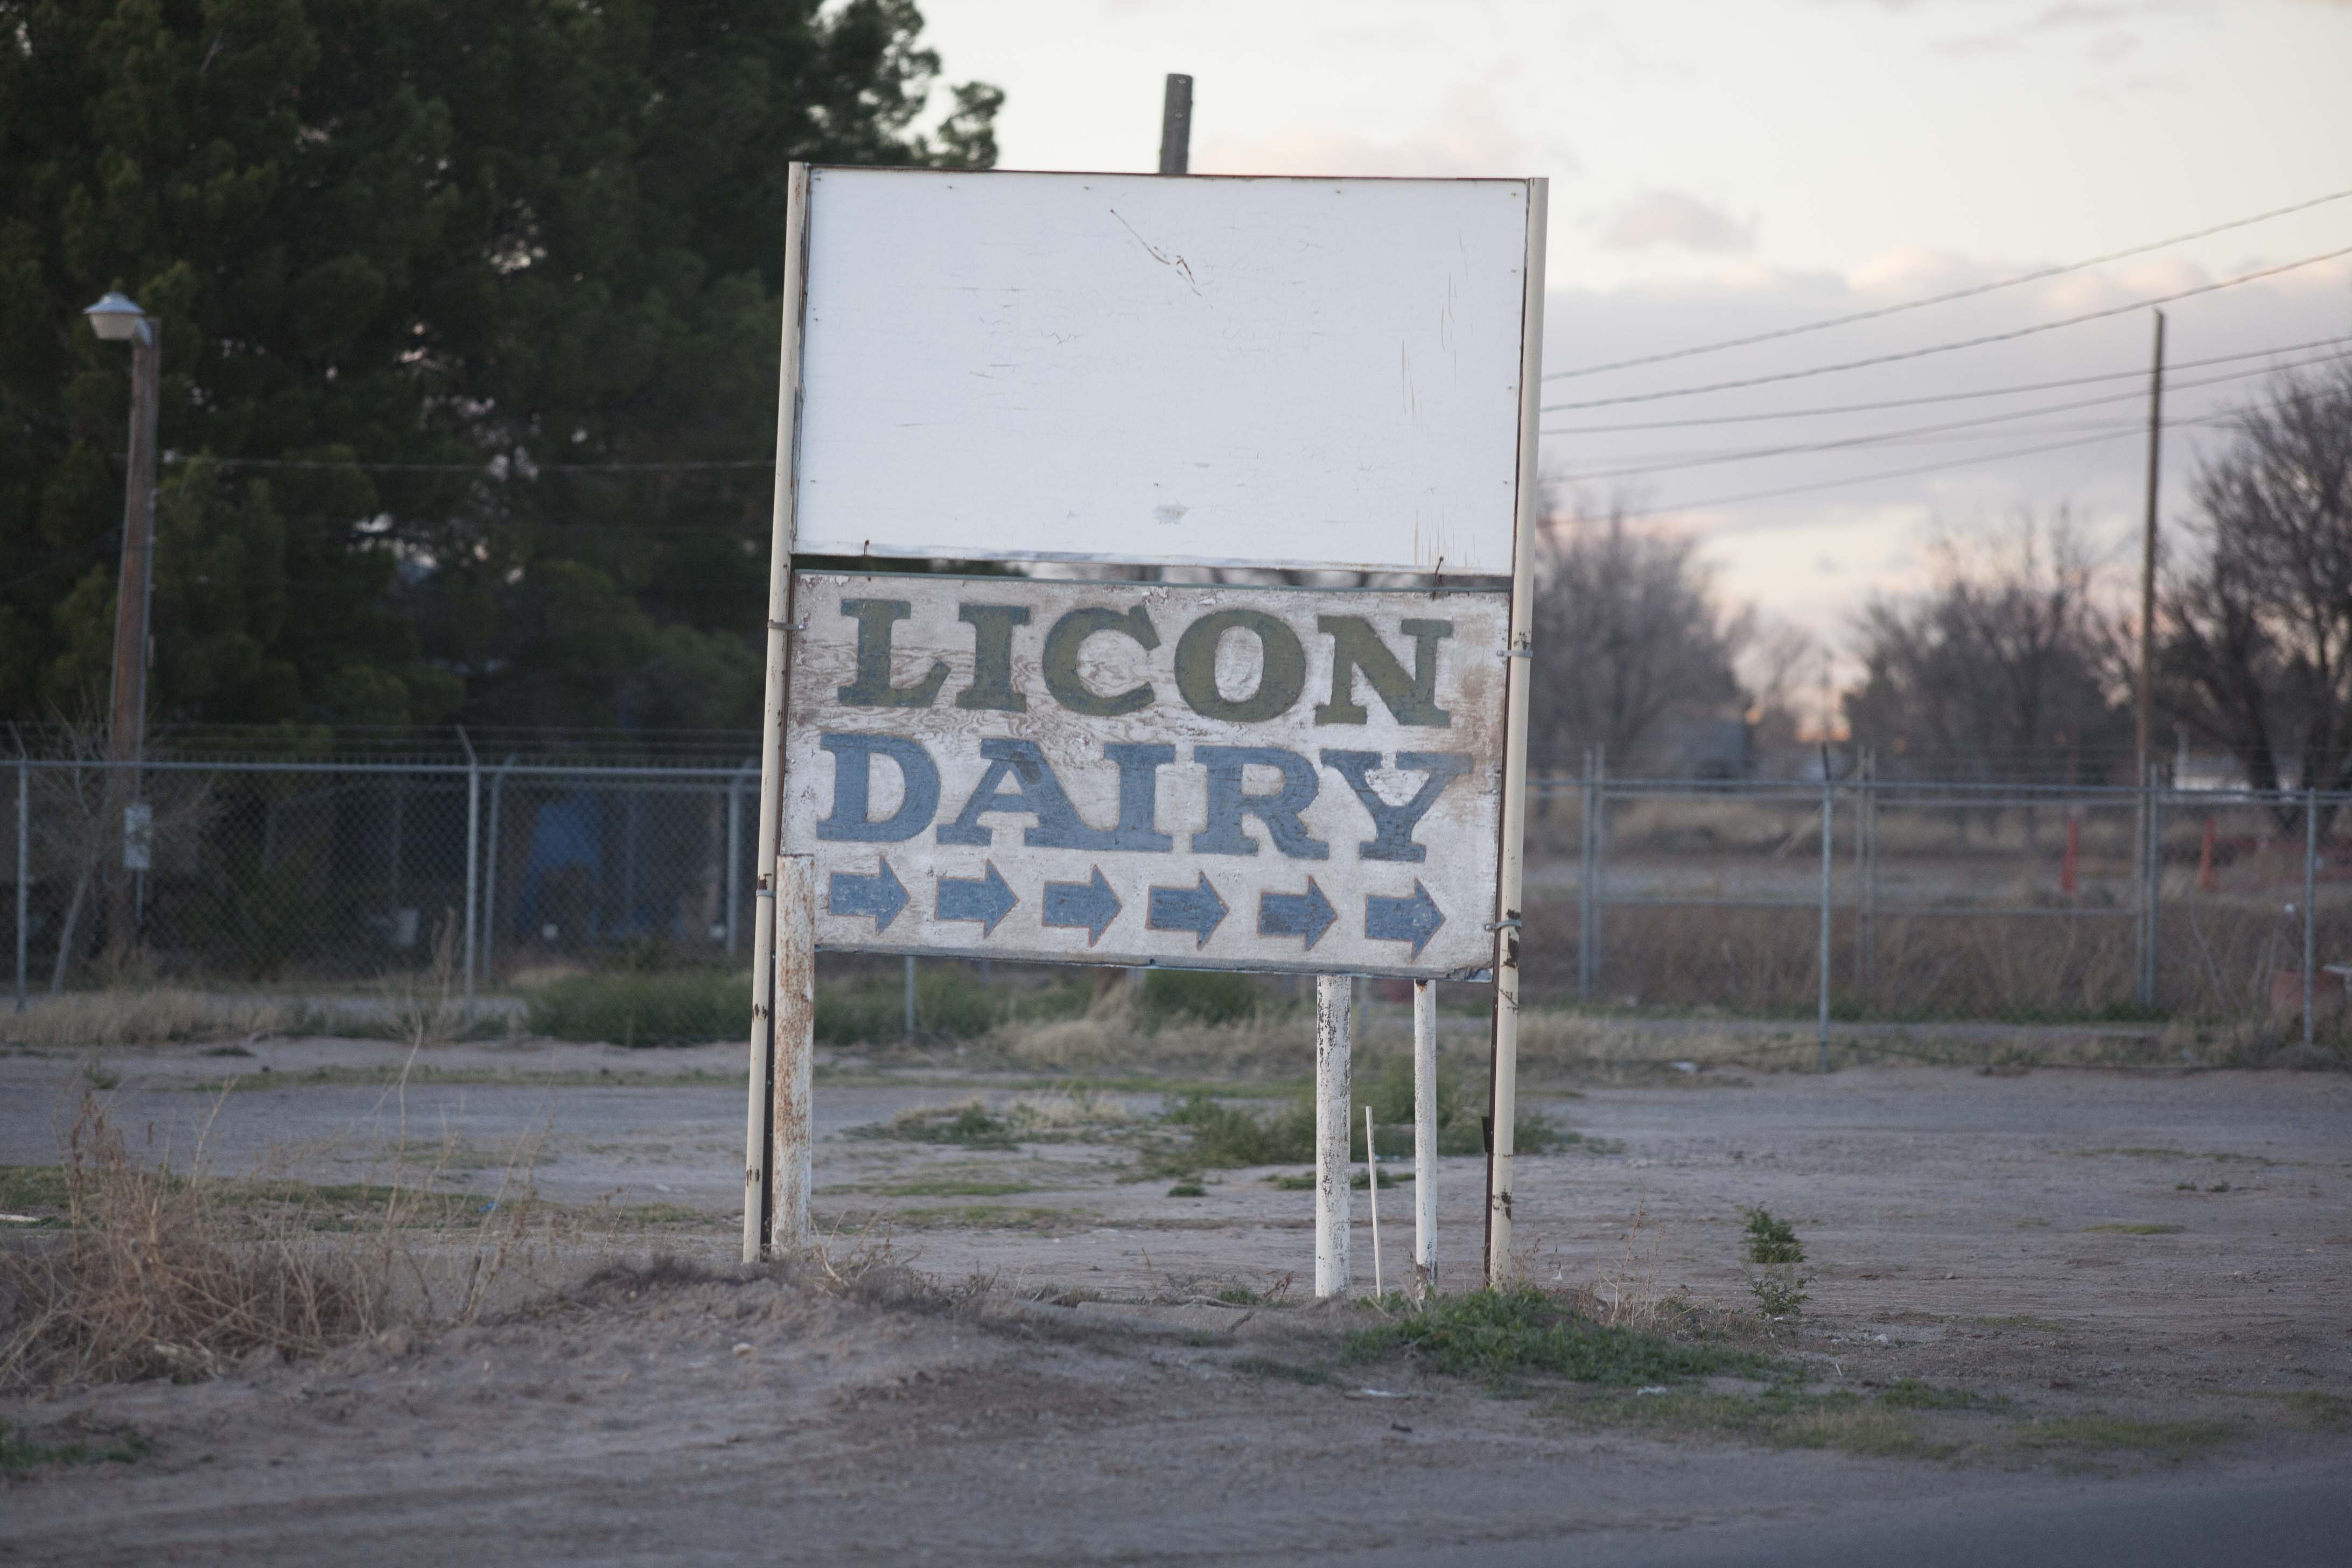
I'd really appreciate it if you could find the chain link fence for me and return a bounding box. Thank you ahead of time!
[1524,757,2351,1045]
[6,745,2348,1042]
[6,753,761,1003]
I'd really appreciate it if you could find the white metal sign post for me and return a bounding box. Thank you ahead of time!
[747,166,1546,1295]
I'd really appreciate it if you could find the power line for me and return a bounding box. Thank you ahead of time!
[1546,184,2352,379]
[1539,333,2352,431]
[1617,408,2248,522]
[1545,348,2352,480]
[1538,244,2352,403]
[162,453,773,474]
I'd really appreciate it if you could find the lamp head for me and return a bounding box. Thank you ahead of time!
[83,291,149,343]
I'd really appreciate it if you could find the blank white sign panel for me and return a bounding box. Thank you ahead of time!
[793,169,1532,575]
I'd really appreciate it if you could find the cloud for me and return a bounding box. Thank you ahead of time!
[1595,190,1758,255]
[1933,32,2024,53]
[1197,86,1571,179]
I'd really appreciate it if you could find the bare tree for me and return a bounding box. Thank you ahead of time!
[2158,358,2352,818]
[1845,509,2126,784]
[1528,493,1749,775]
[1741,618,1822,758]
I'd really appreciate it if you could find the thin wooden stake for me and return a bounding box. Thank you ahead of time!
[1366,1104,1383,1299]
[1411,978,1436,1300]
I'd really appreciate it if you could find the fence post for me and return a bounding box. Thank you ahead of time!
[1854,748,1876,1001]
[2134,762,2153,1009]
[460,731,479,1011]
[1581,746,1605,1002]
[1818,766,1835,1073]
[2306,788,2319,1051]
[726,761,752,958]
[480,757,514,987]
[14,756,25,1014]
[1576,748,1592,1002]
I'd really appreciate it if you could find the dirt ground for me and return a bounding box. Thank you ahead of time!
[3,1033,2349,1564]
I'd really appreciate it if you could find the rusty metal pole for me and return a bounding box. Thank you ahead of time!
[746,163,812,1262]
[1314,974,1353,1298]
[1484,178,1548,1286]
[773,853,816,1253]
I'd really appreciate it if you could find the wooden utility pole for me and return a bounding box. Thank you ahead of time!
[2134,310,2165,784]
[104,323,161,959]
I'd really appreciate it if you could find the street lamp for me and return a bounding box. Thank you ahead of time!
[83,290,162,956]
[83,290,153,345]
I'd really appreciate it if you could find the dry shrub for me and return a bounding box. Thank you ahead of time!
[1005,1088,1132,1131]
[0,1092,551,1388]
[0,989,288,1051]
[0,1096,379,1383]
[1515,1012,1779,1078]
[1593,1195,1664,1330]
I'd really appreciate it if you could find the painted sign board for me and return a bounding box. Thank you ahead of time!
[781,573,1509,979]
[790,168,1534,576]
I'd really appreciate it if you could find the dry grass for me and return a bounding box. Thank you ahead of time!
[990,1010,1317,1077]
[1592,1195,1665,1330]
[0,989,289,1051]
[1522,892,2351,1039]
[0,1089,552,1388]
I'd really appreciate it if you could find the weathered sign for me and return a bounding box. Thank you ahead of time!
[792,168,1534,576]
[781,573,1509,979]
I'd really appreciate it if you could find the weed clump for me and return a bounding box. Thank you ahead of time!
[1163,1093,1315,1166]
[528,969,749,1047]
[1348,1286,1775,1386]
[1740,1207,1811,1317]
[2011,1413,2238,1459]
[852,1102,1019,1150]
[0,1419,152,1473]
[1142,970,1268,1026]
[1159,1081,1586,1174]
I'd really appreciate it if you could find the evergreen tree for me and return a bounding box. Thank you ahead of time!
[0,0,998,736]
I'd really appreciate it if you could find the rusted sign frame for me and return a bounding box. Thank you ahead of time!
[749,167,1549,1286]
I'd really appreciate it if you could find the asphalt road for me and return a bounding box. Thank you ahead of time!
[1375,1465,2350,1568]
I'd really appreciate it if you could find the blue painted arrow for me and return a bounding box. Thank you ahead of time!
[828,858,908,933]
[1364,880,1445,959]
[1258,878,1336,950]
[1147,872,1229,949]
[1042,865,1122,946]
[936,862,1018,937]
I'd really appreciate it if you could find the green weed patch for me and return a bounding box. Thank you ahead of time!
[1556,1387,1944,1459]
[1347,1287,1776,1386]
[2010,1413,2238,1459]
[0,1420,152,1473]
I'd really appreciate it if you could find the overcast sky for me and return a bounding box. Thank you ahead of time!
[917,0,2352,690]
